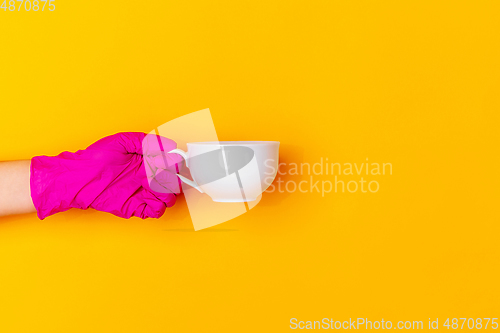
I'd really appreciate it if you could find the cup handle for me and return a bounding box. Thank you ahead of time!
[167,148,204,193]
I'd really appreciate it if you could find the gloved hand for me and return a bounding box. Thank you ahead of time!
[30,132,183,219]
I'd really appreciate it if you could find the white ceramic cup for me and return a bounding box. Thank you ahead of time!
[168,141,279,202]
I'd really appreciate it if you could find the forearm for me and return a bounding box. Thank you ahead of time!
[0,160,36,217]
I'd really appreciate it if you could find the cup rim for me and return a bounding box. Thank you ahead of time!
[187,141,280,146]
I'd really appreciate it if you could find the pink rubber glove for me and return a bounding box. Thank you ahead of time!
[30,132,183,219]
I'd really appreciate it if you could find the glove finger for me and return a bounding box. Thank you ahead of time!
[151,154,184,170]
[143,153,183,184]
[128,188,172,219]
[143,169,182,196]
[142,133,177,157]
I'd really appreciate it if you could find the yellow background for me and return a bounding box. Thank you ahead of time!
[1,0,499,332]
